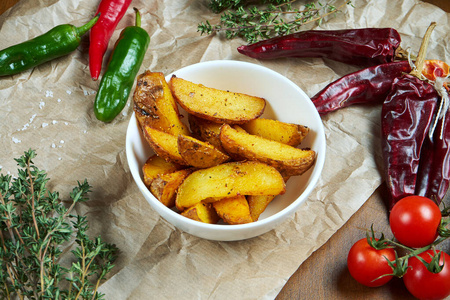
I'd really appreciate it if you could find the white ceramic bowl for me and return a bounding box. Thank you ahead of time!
[126,60,326,241]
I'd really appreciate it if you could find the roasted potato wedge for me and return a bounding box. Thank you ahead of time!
[240,118,309,147]
[133,71,190,136]
[248,175,290,221]
[188,114,225,152]
[142,155,182,187]
[169,76,266,124]
[247,195,276,222]
[142,125,186,165]
[181,201,220,224]
[177,135,230,168]
[175,161,286,211]
[220,124,316,176]
[150,169,193,207]
[213,195,253,225]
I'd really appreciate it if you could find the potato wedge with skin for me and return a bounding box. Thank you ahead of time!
[142,125,186,165]
[142,155,182,187]
[240,118,309,147]
[220,124,316,176]
[169,76,266,124]
[188,114,225,152]
[133,71,190,136]
[181,202,220,224]
[247,195,276,222]
[177,135,230,168]
[150,169,193,208]
[213,195,253,225]
[247,175,290,221]
[175,161,286,211]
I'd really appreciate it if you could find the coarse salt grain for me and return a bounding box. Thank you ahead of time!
[42,123,48,128]
[12,137,21,143]
[45,90,53,98]
[39,101,45,109]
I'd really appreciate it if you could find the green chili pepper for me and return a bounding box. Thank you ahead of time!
[94,8,150,122]
[0,15,99,77]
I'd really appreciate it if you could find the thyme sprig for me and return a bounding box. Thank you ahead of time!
[208,0,292,13]
[199,0,353,43]
[0,149,118,300]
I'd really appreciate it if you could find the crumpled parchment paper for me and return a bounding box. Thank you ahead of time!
[0,0,449,299]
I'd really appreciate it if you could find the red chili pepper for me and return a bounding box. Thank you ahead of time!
[416,110,450,204]
[415,62,450,204]
[381,74,439,208]
[89,0,133,81]
[381,23,439,209]
[237,28,402,67]
[311,61,411,115]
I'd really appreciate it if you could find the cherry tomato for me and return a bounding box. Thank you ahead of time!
[347,238,396,287]
[389,196,441,248]
[403,250,450,300]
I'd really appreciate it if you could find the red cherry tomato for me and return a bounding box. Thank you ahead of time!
[403,250,450,300]
[389,196,441,248]
[347,238,396,287]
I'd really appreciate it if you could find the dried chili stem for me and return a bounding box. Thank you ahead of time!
[410,22,437,79]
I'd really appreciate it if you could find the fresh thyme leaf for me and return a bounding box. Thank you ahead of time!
[200,0,353,43]
[0,149,118,300]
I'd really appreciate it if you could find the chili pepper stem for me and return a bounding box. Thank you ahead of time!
[410,22,436,79]
[133,8,141,28]
[76,14,100,37]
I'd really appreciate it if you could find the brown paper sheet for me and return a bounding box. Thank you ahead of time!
[0,0,449,298]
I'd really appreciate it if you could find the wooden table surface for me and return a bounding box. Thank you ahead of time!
[1,0,449,299]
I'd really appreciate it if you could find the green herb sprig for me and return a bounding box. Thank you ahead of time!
[208,0,292,13]
[199,0,353,43]
[0,149,118,300]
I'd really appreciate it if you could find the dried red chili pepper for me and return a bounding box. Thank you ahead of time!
[415,62,450,204]
[311,60,411,115]
[89,0,132,81]
[381,23,439,209]
[237,28,403,67]
[416,109,450,204]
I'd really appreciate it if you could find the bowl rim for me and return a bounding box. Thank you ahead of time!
[126,59,326,235]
